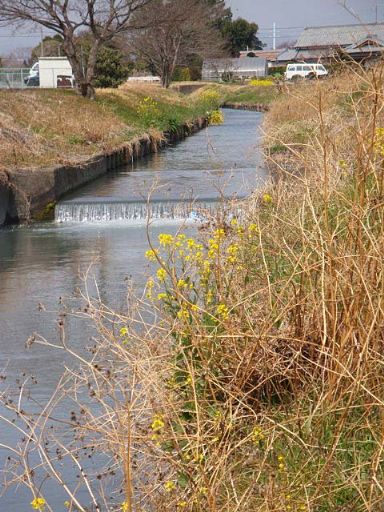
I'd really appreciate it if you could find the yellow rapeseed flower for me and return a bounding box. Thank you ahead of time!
[145,249,158,261]
[31,497,46,510]
[120,327,129,337]
[216,304,229,320]
[251,427,265,444]
[177,308,190,321]
[159,233,174,246]
[263,193,273,204]
[164,481,176,492]
[248,223,259,234]
[157,268,167,281]
[214,228,225,239]
[151,414,165,432]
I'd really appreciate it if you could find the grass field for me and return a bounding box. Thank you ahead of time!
[0,84,211,171]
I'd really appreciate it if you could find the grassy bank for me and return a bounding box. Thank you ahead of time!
[0,81,277,172]
[4,70,384,511]
[0,83,216,171]
[189,80,278,106]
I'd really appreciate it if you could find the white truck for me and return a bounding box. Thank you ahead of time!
[284,63,328,81]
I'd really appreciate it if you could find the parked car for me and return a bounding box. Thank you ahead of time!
[24,75,40,87]
[284,63,328,81]
[24,62,39,84]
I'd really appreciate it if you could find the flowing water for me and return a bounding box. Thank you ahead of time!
[0,110,267,510]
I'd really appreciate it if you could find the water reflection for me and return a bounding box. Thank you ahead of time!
[0,110,267,510]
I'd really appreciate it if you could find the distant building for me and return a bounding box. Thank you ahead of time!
[278,23,384,64]
[202,57,267,82]
[239,50,282,70]
[127,76,161,83]
[239,49,280,62]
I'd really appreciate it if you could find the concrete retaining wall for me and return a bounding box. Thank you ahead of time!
[0,117,207,226]
[223,103,269,112]
[0,172,10,226]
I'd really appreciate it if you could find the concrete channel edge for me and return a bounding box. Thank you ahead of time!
[0,117,208,226]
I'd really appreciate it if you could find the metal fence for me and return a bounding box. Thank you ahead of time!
[0,68,75,89]
[0,68,31,89]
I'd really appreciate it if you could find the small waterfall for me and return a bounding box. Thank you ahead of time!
[55,199,221,223]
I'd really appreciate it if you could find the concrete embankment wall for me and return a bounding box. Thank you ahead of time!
[0,172,10,226]
[223,103,269,112]
[0,118,207,226]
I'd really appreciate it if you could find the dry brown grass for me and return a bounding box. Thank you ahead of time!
[0,90,129,170]
[0,85,205,171]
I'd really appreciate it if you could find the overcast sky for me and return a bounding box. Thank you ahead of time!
[0,0,382,56]
[227,0,381,47]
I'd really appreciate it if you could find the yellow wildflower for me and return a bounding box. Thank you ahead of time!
[263,193,273,204]
[145,249,158,261]
[157,292,167,300]
[159,233,174,246]
[248,223,259,234]
[151,414,165,432]
[177,308,189,321]
[251,427,265,444]
[164,481,176,492]
[157,268,167,281]
[177,502,187,508]
[121,502,129,512]
[227,243,239,264]
[120,327,129,337]
[375,127,384,155]
[216,304,229,320]
[194,453,204,463]
[177,279,188,289]
[214,228,225,239]
[31,497,46,510]
[64,502,70,509]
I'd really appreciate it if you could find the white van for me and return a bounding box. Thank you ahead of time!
[285,63,328,81]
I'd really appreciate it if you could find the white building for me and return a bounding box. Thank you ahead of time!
[202,58,268,82]
[39,57,74,88]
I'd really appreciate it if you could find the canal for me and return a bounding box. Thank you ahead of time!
[0,109,267,510]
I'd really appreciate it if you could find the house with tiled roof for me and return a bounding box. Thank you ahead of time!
[278,22,384,63]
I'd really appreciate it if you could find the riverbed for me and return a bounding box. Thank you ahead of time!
[0,110,267,510]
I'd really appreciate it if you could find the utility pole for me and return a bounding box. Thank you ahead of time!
[40,28,44,57]
[273,22,276,50]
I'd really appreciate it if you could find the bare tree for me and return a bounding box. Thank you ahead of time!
[129,0,226,88]
[0,0,153,98]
